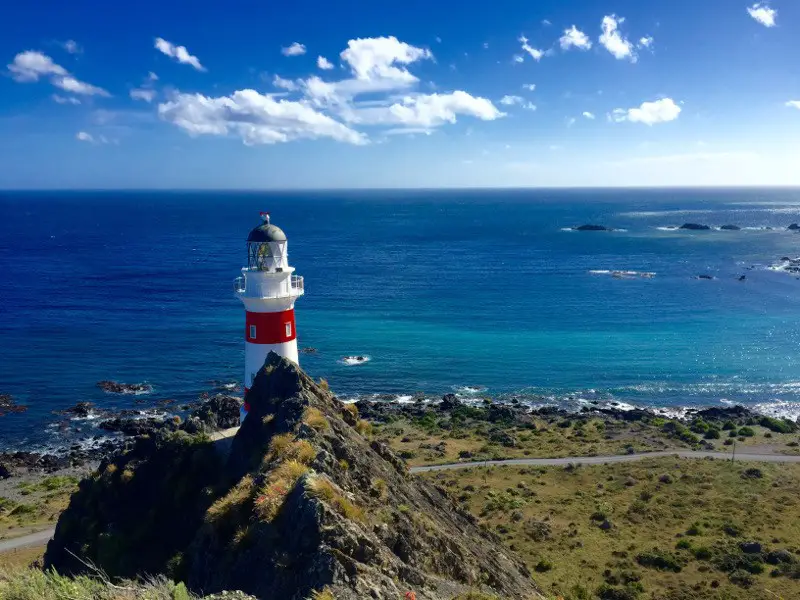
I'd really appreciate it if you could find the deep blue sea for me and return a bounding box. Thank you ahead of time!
[2,188,800,451]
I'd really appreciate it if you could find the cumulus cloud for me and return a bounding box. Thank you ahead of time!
[154,38,205,71]
[355,91,503,128]
[53,94,80,105]
[639,36,654,49]
[76,131,93,142]
[8,50,109,96]
[7,51,67,82]
[747,3,777,27]
[610,98,681,125]
[273,75,298,91]
[560,26,592,51]
[582,111,595,119]
[786,101,800,110]
[317,56,334,70]
[158,89,367,145]
[522,83,536,91]
[599,15,636,61]
[281,42,306,57]
[519,36,545,61]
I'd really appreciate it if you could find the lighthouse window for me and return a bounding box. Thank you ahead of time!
[285,322,292,337]
[249,325,257,340]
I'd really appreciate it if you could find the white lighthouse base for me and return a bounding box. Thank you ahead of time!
[244,339,299,392]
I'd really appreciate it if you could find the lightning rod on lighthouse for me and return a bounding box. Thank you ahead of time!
[234,212,304,409]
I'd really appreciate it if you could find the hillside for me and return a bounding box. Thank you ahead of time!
[43,353,541,600]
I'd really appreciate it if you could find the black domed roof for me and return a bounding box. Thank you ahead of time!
[247,222,287,243]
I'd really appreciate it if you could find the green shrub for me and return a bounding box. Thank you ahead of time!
[704,428,721,440]
[759,416,797,433]
[693,546,712,560]
[534,559,553,572]
[737,427,755,437]
[722,421,737,431]
[675,539,693,550]
[636,548,684,572]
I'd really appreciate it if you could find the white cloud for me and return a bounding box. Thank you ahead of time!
[62,40,81,54]
[53,94,81,105]
[560,26,592,51]
[340,36,431,84]
[154,38,206,71]
[566,117,576,127]
[747,3,777,27]
[599,15,636,61]
[317,56,334,70]
[512,55,524,64]
[130,88,157,102]
[483,42,489,49]
[522,102,536,111]
[281,42,307,57]
[158,89,367,145]
[53,75,110,96]
[522,83,536,91]
[519,36,545,61]
[786,101,800,110]
[638,36,654,49]
[148,72,159,82]
[8,50,109,96]
[500,95,524,105]
[610,98,681,125]
[7,51,67,82]
[273,75,298,91]
[542,19,552,26]
[582,111,595,119]
[376,91,503,128]
[76,131,93,142]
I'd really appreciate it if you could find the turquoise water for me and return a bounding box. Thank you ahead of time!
[2,188,800,449]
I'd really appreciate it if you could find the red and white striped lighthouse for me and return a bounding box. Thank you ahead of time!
[234,212,304,406]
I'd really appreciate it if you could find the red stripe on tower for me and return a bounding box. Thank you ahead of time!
[245,309,296,344]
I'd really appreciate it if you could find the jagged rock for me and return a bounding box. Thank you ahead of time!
[720,225,741,231]
[189,394,242,431]
[574,224,610,231]
[0,463,11,479]
[299,347,318,354]
[487,403,516,423]
[96,381,153,394]
[98,416,177,437]
[439,393,461,411]
[680,223,711,230]
[47,353,541,600]
[0,393,27,417]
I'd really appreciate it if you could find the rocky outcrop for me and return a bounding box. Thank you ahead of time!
[187,394,242,431]
[680,223,711,230]
[0,393,27,417]
[720,224,740,231]
[96,381,153,394]
[788,224,800,231]
[574,224,610,231]
[46,353,541,600]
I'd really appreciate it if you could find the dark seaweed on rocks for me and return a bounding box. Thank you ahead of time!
[46,353,541,600]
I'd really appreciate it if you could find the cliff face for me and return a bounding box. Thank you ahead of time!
[46,353,541,600]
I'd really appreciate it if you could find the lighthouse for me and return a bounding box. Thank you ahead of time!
[234,212,304,404]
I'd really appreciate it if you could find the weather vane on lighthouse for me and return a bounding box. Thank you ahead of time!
[234,212,304,407]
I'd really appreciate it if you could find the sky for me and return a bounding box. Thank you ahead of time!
[2,0,800,189]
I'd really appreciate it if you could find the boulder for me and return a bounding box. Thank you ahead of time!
[739,541,762,554]
[439,393,461,411]
[720,225,741,231]
[0,463,11,479]
[680,223,711,230]
[788,224,800,231]
[96,381,152,394]
[189,394,242,431]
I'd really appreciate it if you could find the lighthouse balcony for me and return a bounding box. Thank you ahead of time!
[233,275,304,298]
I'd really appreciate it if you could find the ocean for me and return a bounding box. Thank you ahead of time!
[2,188,800,451]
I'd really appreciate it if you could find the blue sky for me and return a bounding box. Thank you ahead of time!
[2,0,800,188]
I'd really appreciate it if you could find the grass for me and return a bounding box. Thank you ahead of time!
[375,412,800,467]
[0,475,80,542]
[309,588,335,600]
[307,476,365,523]
[0,568,199,600]
[254,460,309,522]
[303,407,330,432]
[422,457,800,600]
[268,434,316,465]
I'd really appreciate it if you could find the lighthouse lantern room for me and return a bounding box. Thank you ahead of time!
[234,212,304,397]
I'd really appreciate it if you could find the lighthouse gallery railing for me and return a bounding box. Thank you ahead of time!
[233,275,304,297]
